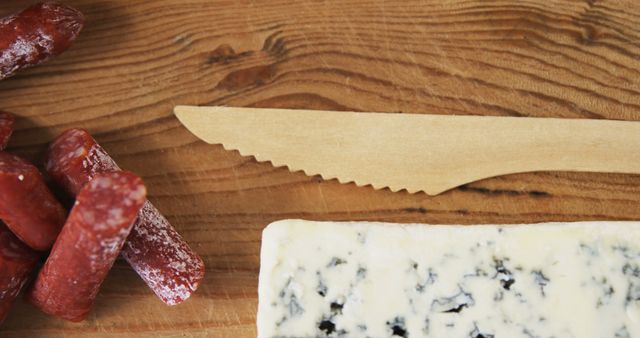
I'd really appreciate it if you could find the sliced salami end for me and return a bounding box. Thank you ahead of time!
[28,171,146,322]
[45,128,119,196]
[0,152,66,251]
[46,129,205,305]
[37,2,86,55]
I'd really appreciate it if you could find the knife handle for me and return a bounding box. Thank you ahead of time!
[430,115,640,195]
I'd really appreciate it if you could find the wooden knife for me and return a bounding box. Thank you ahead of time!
[174,106,640,195]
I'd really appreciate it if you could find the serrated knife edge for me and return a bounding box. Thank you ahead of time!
[174,105,640,195]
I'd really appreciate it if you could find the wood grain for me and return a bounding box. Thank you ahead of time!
[1,0,639,336]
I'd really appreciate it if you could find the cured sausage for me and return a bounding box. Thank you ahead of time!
[0,152,66,251]
[46,129,206,305]
[0,222,39,325]
[0,111,14,150]
[0,2,84,80]
[45,129,205,305]
[27,171,146,322]
[0,112,38,324]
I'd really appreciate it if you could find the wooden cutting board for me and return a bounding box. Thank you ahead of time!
[1,0,639,336]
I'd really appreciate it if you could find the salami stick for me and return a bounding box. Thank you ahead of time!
[0,223,39,325]
[0,112,39,325]
[45,129,205,305]
[0,111,14,150]
[28,172,146,322]
[0,152,66,251]
[0,2,84,80]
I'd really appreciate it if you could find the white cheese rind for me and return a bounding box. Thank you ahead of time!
[258,220,640,338]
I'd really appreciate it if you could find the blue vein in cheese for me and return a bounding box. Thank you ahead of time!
[257,220,640,338]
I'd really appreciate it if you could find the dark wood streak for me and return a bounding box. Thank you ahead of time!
[458,186,551,198]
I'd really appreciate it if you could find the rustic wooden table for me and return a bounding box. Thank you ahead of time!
[1,0,639,336]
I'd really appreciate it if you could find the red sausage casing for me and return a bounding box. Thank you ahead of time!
[28,171,146,322]
[0,152,66,251]
[0,2,84,80]
[0,111,39,324]
[0,223,39,325]
[45,129,205,305]
[0,111,14,150]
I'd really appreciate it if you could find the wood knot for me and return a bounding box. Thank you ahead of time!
[215,64,277,91]
[577,25,601,45]
[262,30,288,59]
[206,44,253,65]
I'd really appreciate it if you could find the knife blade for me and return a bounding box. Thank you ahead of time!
[174,105,640,195]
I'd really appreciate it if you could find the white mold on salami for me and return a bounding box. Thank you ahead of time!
[122,201,205,305]
[82,175,146,231]
[1,34,55,72]
[46,128,205,305]
[45,129,119,180]
[1,2,84,81]
[84,143,120,175]
[28,171,145,321]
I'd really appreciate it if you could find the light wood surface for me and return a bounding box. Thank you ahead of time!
[1,0,640,336]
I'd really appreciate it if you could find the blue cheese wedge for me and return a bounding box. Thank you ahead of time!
[258,219,640,338]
